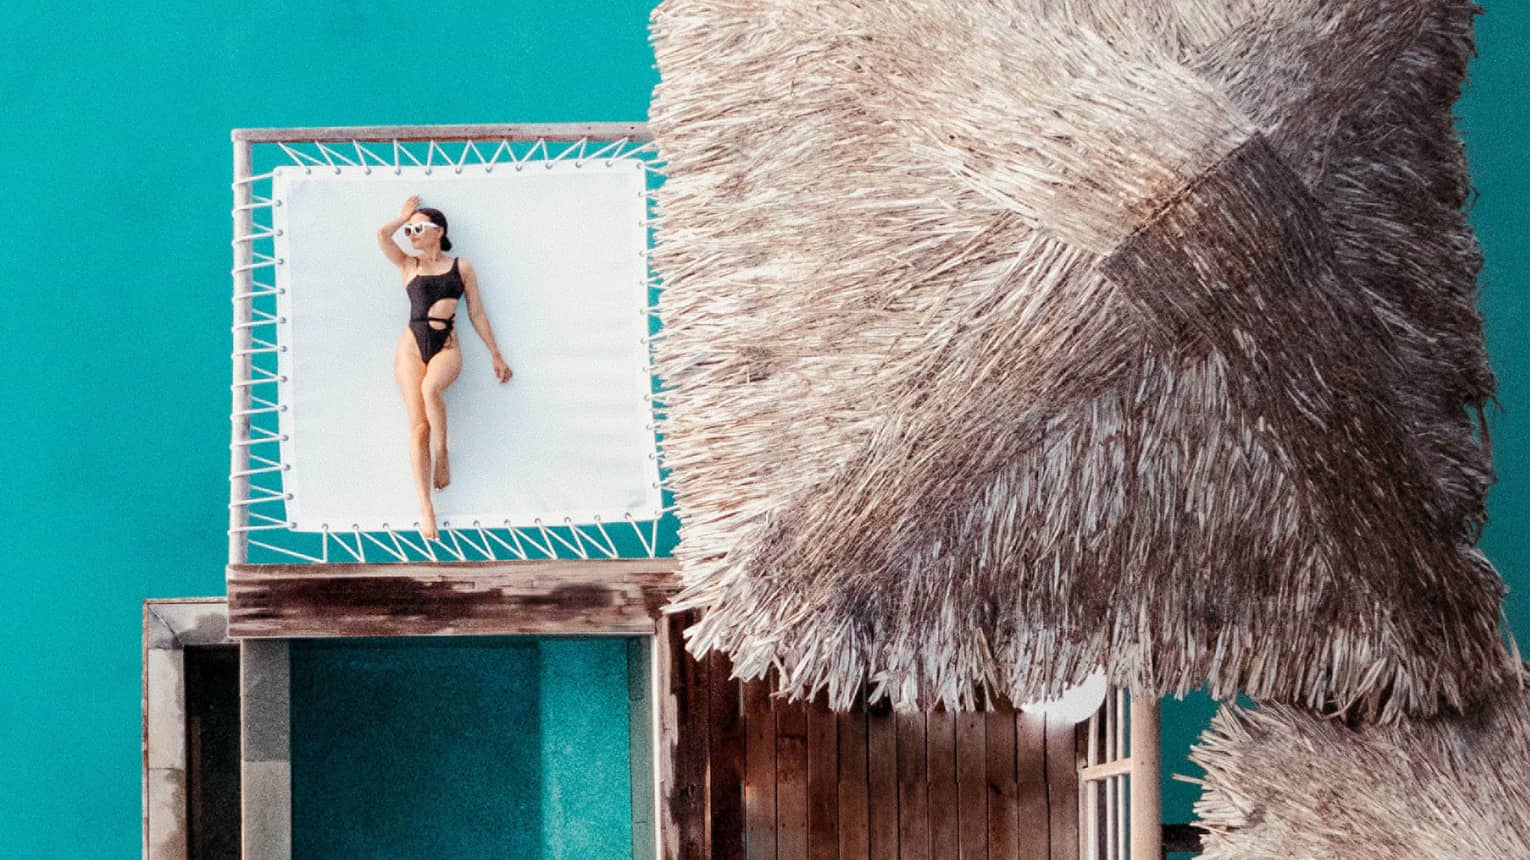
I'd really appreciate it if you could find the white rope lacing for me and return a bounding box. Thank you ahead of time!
[277,143,327,174]
[322,524,363,562]
[248,538,324,563]
[588,516,620,558]
[232,171,277,187]
[512,139,548,172]
[233,281,281,302]
[478,521,528,560]
[232,225,277,244]
[382,524,413,559]
[233,196,274,213]
[315,142,359,171]
[437,524,467,561]
[514,520,556,558]
[232,252,279,275]
[453,140,487,174]
[233,308,282,331]
[448,526,490,559]
[358,526,407,562]
[555,517,591,560]
[625,512,655,557]
[229,460,284,478]
[586,136,632,165]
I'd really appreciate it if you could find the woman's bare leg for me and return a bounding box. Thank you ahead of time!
[421,334,463,490]
[394,332,437,539]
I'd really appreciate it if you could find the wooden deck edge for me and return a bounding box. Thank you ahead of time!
[225,559,681,640]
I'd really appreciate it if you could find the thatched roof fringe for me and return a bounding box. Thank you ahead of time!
[649,0,1512,720]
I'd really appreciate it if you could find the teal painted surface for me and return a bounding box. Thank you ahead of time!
[290,637,636,859]
[0,2,659,855]
[3,1,1528,853]
[539,639,635,859]
[290,639,544,858]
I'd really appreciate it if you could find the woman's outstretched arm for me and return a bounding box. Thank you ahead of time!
[459,258,512,383]
[376,195,420,270]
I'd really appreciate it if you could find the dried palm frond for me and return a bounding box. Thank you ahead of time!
[1189,673,1530,858]
[648,0,1514,719]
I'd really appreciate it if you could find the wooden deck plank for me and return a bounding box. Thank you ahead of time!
[1015,709,1050,860]
[896,713,929,860]
[806,696,839,860]
[658,612,710,860]
[742,678,777,860]
[866,701,899,860]
[777,697,810,860]
[926,711,958,860]
[837,689,870,860]
[987,707,1021,860]
[709,651,746,860]
[954,712,987,860]
[1046,717,1081,860]
[226,560,679,638]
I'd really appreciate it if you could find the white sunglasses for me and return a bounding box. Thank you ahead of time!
[402,222,442,236]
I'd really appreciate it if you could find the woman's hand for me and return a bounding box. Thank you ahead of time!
[492,353,513,384]
[400,195,421,219]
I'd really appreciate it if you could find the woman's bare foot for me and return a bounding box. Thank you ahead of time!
[419,505,438,541]
[432,447,451,490]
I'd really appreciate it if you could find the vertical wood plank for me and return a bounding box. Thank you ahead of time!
[987,707,1021,860]
[837,689,870,860]
[866,701,899,860]
[896,712,929,860]
[954,712,987,860]
[657,612,710,860]
[674,614,711,860]
[1046,716,1081,860]
[709,651,746,860]
[926,711,958,859]
[1015,709,1050,860]
[806,695,839,860]
[742,678,777,860]
[777,696,810,860]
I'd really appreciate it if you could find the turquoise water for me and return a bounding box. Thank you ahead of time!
[290,637,637,859]
[3,1,1528,854]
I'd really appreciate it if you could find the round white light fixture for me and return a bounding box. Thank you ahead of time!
[1019,667,1108,724]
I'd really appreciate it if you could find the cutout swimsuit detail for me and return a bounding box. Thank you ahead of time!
[405,257,465,364]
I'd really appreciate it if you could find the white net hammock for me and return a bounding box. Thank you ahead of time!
[229,129,676,564]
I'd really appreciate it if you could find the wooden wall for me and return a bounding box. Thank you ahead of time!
[661,613,1085,860]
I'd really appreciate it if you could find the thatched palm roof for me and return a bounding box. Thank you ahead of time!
[648,0,1516,719]
[1189,672,1530,858]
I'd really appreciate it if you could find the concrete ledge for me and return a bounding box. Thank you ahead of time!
[142,598,231,860]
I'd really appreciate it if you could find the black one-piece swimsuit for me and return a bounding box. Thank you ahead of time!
[405,258,465,364]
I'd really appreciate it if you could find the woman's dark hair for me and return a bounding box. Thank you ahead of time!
[417,206,453,252]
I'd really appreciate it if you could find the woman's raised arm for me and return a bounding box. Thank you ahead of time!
[460,258,513,383]
[376,195,420,270]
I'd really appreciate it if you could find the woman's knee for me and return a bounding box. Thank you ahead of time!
[410,420,431,444]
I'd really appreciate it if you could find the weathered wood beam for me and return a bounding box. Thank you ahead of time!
[231,122,652,144]
[225,559,680,639]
